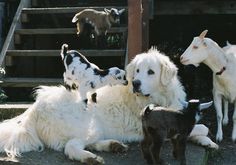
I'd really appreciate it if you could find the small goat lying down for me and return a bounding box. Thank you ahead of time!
[61,44,128,104]
[140,100,213,165]
[72,8,125,36]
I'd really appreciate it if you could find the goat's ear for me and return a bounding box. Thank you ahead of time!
[119,8,125,14]
[160,60,177,86]
[72,14,78,23]
[180,100,188,108]
[200,101,213,111]
[199,30,208,39]
[104,8,110,14]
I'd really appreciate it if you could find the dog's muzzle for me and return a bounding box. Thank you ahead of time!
[132,79,141,93]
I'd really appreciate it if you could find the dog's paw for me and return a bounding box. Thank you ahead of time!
[110,141,128,153]
[84,156,105,165]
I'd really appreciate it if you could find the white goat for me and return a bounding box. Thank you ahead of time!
[72,8,125,36]
[180,30,236,142]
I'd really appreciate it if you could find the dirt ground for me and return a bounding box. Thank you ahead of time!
[0,142,205,165]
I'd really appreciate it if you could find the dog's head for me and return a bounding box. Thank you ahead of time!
[126,48,178,97]
[108,67,128,86]
[104,8,125,24]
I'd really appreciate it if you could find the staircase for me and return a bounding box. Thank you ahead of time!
[0,0,128,102]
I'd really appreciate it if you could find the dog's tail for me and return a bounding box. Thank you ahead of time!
[0,105,44,157]
[61,44,68,60]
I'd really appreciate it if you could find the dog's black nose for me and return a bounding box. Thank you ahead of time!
[132,80,141,91]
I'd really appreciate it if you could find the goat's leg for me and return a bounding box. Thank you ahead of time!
[64,138,104,164]
[171,138,178,159]
[141,133,153,164]
[223,99,229,126]
[176,137,187,165]
[86,139,128,153]
[213,92,223,142]
[232,102,236,142]
[150,133,164,165]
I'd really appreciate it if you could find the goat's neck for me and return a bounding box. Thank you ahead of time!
[203,42,228,74]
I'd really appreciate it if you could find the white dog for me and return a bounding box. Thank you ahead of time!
[0,48,218,164]
[61,44,128,104]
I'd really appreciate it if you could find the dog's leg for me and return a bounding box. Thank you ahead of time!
[86,139,128,153]
[188,135,218,149]
[64,138,104,164]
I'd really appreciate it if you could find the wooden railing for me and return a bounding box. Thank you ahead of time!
[0,0,31,66]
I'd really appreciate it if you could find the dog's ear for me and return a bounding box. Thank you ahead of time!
[126,57,137,82]
[160,60,177,86]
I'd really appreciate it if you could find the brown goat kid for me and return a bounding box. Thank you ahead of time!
[140,100,212,165]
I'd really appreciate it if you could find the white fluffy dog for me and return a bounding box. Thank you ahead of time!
[61,44,128,104]
[0,48,218,164]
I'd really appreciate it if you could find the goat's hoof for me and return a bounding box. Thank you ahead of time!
[223,119,229,126]
[84,156,104,165]
[216,134,223,143]
[172,150,177,159]
[110,141,128,153]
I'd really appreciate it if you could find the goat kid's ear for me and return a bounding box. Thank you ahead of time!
[119,8,125,14]
[199,30,208,39]
[61,44,68,60]
[104,8,110,13]
[199,101,213,111]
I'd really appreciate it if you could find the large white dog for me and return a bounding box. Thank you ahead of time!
[0,48,218,164]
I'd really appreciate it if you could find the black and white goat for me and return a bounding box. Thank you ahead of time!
[140,100,213,165]
[72,8,125,36]
[60,44,128,105]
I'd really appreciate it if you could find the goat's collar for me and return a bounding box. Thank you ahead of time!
[216,66,226,75]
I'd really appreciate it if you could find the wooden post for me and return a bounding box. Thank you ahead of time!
[127,0,149,62]
[128,0,142,62]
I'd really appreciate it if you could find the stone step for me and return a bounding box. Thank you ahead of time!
[6,49,126,57]
[0,77,63,87]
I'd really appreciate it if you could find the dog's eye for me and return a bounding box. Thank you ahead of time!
[193,45,198,49]
[147,69,154,75]
[117,76,121,79]
[136,69,139,73]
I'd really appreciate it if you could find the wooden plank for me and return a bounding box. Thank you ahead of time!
[15,27,127,35]
[0,78,63,87]
[6,50,126,57]
[128,0,142,62]
[155,1,236,15]
[0,0,31,65]
[22,6,127,14]
[142,0,150,52]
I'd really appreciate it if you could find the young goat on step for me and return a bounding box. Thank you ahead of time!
[61,44,128,105]
[140,100,213,165]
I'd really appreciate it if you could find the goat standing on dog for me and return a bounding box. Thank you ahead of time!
[61,44,128,105]
[181,30,236,142]
[140,100,213,165]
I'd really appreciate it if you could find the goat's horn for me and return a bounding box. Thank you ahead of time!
[200,101,213,110]
[199,30,208,39]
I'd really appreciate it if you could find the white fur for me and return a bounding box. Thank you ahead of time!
[0,48,218,164]
[180,30,236,142]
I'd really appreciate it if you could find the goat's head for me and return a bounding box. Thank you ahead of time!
[180,30,211,67]
[182,99,213,122]
[104,8,125,24]
[108,67,128,86]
